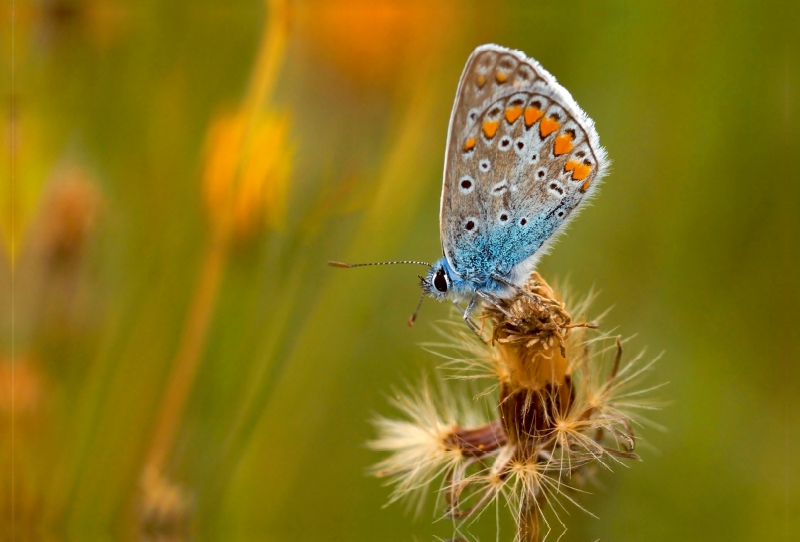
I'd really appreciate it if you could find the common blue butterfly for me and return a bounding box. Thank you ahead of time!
[331,44,608,332]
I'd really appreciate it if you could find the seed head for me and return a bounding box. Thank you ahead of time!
[371,273,663,541]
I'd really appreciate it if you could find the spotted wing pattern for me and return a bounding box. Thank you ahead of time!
[440,44,609,289]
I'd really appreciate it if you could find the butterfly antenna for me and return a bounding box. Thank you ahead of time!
[408,290,426,327]
[328,260,432,268]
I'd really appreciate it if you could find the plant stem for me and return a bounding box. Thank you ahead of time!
[518,493,541,542]
[143,226,228,475]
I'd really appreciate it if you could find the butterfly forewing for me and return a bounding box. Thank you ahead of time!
[440,45,608,287]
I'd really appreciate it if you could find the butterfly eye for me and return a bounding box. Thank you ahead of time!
[433,268,448,293]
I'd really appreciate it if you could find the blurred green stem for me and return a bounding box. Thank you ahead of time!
[143,227,228,475]
[141,0,289,481]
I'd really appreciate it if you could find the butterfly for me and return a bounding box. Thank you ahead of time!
[330,44,608,333]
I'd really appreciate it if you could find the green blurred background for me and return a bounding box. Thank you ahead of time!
[2,0,798,540]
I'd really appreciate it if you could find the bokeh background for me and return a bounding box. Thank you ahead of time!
[2,0,798,540]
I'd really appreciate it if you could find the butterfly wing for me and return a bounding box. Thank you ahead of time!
[440,44,609,290]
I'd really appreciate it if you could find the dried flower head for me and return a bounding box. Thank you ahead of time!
[40,164,103,268]
[369,380,495,516]
[370,273,663,541]
[139,466,193,537]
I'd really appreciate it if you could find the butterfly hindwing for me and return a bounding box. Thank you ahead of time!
[440,44,608,287]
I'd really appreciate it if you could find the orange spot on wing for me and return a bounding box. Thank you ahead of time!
[574,164,592,180]
[565,160,592,181]
[554,133,573,155]
[482,120,499,139]
[463,137,476,151]
[476,74,486,88]
[539,116,561,138]
[582,178,591,191]
[505,106,522,124]
[496,71,508,83]
[524,107,543,127]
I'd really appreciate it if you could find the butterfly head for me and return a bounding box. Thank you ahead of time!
[421,258,455,301]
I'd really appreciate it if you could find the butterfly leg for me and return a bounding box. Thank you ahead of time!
[490,273,546,308]
[476,290,524,327]
[459,295,481,337]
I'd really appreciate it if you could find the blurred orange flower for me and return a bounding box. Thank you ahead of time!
[202,109,293,241]
[297,0,461,88]
[0,358,42,417]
